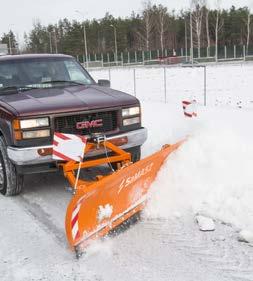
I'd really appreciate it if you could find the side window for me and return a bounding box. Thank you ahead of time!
[64,61,92,84]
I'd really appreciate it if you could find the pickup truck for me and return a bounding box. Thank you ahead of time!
[0,54,147,196]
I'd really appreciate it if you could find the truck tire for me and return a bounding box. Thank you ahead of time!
[0,136,24,196]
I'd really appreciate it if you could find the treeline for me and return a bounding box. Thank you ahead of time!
[1,1,253,58]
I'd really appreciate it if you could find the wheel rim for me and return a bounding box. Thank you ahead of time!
[0,162,4,187]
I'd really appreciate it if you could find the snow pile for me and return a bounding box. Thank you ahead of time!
[195,215,215,231]
[238,230,253,244]
[143,103,253,232]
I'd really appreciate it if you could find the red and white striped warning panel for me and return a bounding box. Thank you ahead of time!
[71,196,85,241]
[53,133,87,162]
[182,100,197,118]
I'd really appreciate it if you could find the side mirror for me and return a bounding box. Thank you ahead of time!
[98,79,110,87]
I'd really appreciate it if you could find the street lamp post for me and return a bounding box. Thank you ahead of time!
[54,28,58,54]
[8,35,12,55]
[75,10,89,68]
[185,17,188,62]
[49,31,53,53]
[110,24,118,64]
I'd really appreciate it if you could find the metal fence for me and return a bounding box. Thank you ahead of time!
[79,45,253,68]
[89,62,253,110]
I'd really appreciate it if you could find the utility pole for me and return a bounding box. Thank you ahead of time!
[8,35,12,55]
[83,24,88,68]
[75,10,89,68]
[49,32,53,53]
[54,29,58,54]
[185,16,188,61]
[190,12,193,64]
[110,24,118,64]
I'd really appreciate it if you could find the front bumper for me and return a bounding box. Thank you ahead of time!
[7,128,148,166]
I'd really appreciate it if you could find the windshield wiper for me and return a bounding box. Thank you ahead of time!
[41,80,85,86]
[0,86,39,94]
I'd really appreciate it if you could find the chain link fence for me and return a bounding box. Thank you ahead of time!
[78,45,253,67]
[89,63,253,110]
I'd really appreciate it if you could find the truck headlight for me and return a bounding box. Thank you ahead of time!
[20,118,49,129]
[122,107,140,117]
[22,129,50,139]
[13,118,50,140]
[123,117,140,126]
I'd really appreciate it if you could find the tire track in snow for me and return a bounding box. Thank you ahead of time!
[142,216,253,281]
[16,195,67,247]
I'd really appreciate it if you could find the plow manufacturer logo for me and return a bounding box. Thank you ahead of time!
[118,162,154,194]
[97,204,113,222]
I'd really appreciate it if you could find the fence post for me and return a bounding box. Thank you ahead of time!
[234,45,236,59]
[181,48,183,57]
[163,67,167,104]
[108,68,111,82]
[165,49,168,57]
[204,66,207,106]
[101,53,104,67]
[128,52,130,64]
[135,51,137,63]
[133,68,136,97]
[121,52,124,65]
[149,50,152,60]
[95,53,97,61]
[107,53,110,63]
[224,46,227,59]
[243,45,246,61]
[142,51,145,65]
[157,49,159,58]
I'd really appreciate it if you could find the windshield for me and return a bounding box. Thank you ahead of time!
[0,57,95,91]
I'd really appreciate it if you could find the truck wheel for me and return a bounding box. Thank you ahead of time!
[0,136,24,196]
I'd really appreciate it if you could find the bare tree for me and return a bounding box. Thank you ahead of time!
[205,5,211,57]
[137,1,155,51]
[214,0,223,62]
[245,7,252,55]
[191,0,205,58]
[156,5,168,56]
[190,11,194,62]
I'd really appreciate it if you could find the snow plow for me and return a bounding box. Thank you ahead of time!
[58,135,182,257]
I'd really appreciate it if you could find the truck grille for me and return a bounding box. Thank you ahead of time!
[54,111,118,135]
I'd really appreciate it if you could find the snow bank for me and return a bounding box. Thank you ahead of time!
[143,102,253,232]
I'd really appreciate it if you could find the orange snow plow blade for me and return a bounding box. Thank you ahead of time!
[63,140,183,257]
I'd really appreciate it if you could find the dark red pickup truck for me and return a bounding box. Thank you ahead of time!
[0,54,147,196]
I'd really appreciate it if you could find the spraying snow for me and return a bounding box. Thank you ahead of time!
[144,104,253,233]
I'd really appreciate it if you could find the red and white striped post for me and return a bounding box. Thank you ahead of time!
[182,100,197,118]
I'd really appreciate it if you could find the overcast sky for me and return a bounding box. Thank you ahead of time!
[1,0,252,43]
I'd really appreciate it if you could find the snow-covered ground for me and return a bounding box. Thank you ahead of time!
[1,64,253,281]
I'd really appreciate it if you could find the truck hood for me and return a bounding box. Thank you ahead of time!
[0,85,138,117]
